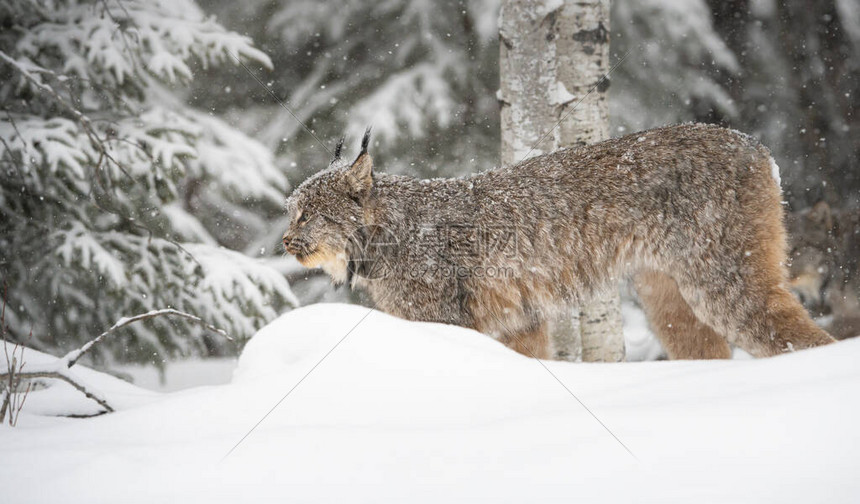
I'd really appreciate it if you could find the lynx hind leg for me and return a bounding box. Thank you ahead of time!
[676,277,835,357]
[501,321,551,360]
[673,173,835,357]
[760,288,836,353]
[634,270,732,360]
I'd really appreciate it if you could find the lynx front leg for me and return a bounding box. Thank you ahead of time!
[634,270,732,360]
[501,322,551,360]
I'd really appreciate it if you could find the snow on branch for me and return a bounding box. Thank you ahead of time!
[1,0,292,367]
[14,0,272,88]
[4,370,114,415]
[347,63,455,143]
[184,244,300,337]
[0,308,233,417]
[187,110,287,205]
[62,308,233,369]
[0,49,136,184]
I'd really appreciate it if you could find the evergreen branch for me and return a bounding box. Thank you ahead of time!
[98,0,142,71]
[0,55,205,272]
[0,50,134,182]
[0,128,26,187]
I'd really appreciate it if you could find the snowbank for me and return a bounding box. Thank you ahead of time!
[2,303,858,503]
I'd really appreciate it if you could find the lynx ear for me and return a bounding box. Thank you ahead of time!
[808,201,833,230]
[346,127,373,195]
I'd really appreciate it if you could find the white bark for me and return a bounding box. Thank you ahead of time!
[499,0,624,362]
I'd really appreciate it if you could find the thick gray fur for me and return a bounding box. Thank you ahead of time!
[283,123,834,359]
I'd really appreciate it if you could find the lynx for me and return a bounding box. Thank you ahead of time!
[282,123,835,359]
[787,201,860,340]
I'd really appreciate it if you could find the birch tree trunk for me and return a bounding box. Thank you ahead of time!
[499,0,624,362]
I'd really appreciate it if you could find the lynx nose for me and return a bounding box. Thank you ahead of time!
[282,233,303,255]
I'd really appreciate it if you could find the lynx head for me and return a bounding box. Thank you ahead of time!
[282,128,375,284]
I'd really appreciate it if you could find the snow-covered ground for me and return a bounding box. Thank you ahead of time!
[2,303,858,503]
[116,357,238,393]
[112,300,663,394]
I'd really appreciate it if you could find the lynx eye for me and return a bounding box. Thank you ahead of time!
[297,212,309,225]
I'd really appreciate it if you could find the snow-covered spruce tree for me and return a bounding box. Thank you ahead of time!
[189,0,506,293]
[610,0,740,136]
[194,0,501,181]
[611,0,860,209]
[706,0,860,209]
[0,0,297,365]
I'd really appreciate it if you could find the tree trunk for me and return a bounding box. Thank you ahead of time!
[499,0,624,362]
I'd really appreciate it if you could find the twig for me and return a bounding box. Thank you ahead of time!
[12,381,31,424]
[0,305,231,419]
[1,285,110,416]
[1,284,34,425]
[62,308,233,369]
[4,370,113,413]
[0,361,11,423]
[1,284,12,424]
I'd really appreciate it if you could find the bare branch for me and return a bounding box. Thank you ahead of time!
[62,308,233,369]
[2,286,34,425]
[2,370,113,414]
[13,381,32,424]
[1,284,12,424]
[0,357,11,423]
[2,286,233,418]
[0,308,231,419]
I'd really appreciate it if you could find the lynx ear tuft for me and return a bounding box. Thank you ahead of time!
[359,126,372,156]
[331,136,345,165]
[346,127,373,195]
